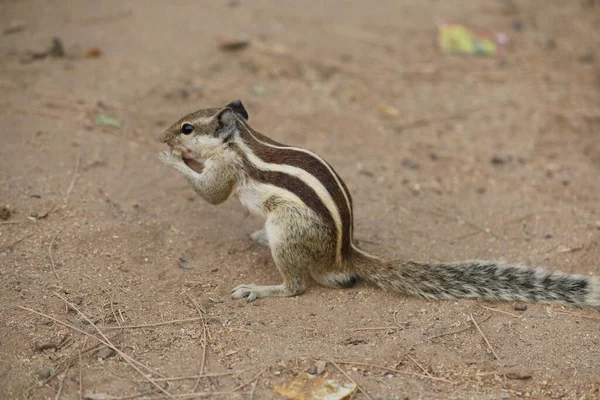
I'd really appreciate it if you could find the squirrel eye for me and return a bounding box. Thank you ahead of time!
[180,123,194,135]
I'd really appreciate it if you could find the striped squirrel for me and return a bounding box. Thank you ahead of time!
[159,99,600,307]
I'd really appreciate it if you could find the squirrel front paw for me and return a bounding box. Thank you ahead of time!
[159,149,184,168]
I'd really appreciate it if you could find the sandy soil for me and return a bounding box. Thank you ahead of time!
[1,1,600,399]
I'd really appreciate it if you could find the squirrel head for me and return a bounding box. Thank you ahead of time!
[159,99,249,159]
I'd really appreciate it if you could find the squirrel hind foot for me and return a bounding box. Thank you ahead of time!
[231,282,306,301]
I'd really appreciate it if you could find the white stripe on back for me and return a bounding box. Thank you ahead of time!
[235,139,344,264]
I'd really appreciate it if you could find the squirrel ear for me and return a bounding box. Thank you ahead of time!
[224,99,249,120]
[215,108,238,141]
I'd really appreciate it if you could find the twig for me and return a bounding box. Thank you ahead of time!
[336,360,456,385]
[102,316,213,330]
[54,361,70,400]
[346,326,400,331]
[49,229,63,281]
[478,305,521,318]
[329,360,372,400]
[129,370,245,383]
[232,367,267,392]
[186,293,208,392]
[78,349,83,400]
[19,302,175,399]
[460,219,500,240]
[393,301,405,329]
[428,314,491,340]
[110,296,122,328]
[54,294,176,399]
[65,153,82,205]
[552,310,600,322]
[30,332,123,390]
[35,332,70,351]
[249,381,257,400]
[469,313,500,360]
[406,355,432,378]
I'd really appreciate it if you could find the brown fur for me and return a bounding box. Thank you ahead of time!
[238,124,354,257]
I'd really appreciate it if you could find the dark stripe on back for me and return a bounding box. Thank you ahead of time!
[230,144,336,254]
[236,119,353,259]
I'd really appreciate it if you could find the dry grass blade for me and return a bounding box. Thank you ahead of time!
[65,152,82,205]
[102,316,213,330]
[19,300,176,399]
[428,314,491,340]
[478,305,521,318]
[249,381,257,400]
[329,360,372,400]
[336,360,456,385]
[0,220,23,225]
[406,355,432,378]
[552,310,600,322]
[129,370,244,383]
[54,362,70,400]
[186,293,208,392]
[232,367,267,392]
[49,229,63,281]
[29,332,123,390]
[346,326,400,331]
[393,301,406,328]
[110,297,122,328]
[54,294,176,399]
[469,313,500,360]
[78,348,84,400]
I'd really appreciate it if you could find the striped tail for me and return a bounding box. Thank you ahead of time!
[353,252,600,307]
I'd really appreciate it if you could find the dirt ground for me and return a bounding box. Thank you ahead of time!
[1,1,600,399]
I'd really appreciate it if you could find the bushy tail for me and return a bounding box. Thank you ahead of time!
[353,252,600,307]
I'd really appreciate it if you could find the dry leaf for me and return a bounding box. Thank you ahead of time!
[273,372,356,400]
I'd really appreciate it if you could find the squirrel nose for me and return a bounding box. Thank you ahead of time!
[157,129,171,144]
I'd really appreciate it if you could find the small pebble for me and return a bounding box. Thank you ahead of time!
[579,52,594,64]
[514,303,528,312]
[178,256,190,269]
[401,158,420,170]
[505,369,533,380]
[96,347,116,360]
[37,369,53,379]
[491,155,512,165]
[308,360,327,375]
[544,234,552,239]
[200,297,213,310]
[511,18,524,31]
[72,296,84,305]
[0,206,12,220]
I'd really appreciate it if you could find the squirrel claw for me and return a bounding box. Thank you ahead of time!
[231,284,259,302]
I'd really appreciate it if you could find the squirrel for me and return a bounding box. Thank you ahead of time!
[159,99,600,307]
